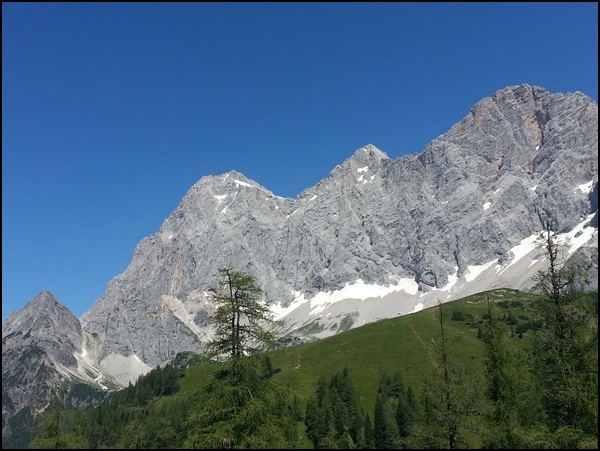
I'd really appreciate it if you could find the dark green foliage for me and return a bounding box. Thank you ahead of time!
[481,300,519,415]
[514,319,543,335]
[22,282,597,449]
[478,214,598,448]
[396,386,417,443]
[451,311,466,321]
[170,350,209,369]
[30,407,88,449]
[503,310,519,326]
[84,363,185,449]
[529,217,598,444]
[419,301,480,449]
[480,297,540,448]
[182,269,301,447]
[530,288,598,438]
[363,412,375,449]
[138,363,181,397]
[183,355,302,448]
[114,404,179,449]
[371,371,418,448]
[305,368,369,448]
[373,392,400,448]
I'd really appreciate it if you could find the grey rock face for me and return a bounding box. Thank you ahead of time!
[2,85,597,441]
[3,291,83,364]
[80,172,294,366]
[2,291,84,435]
[76,84,598,371]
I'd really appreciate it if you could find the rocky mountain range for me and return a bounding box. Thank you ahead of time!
[2,84,598,442]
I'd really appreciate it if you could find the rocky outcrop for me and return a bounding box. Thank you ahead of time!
[1,291,108,438]
[79,84,597,371]
[2,84,597,443]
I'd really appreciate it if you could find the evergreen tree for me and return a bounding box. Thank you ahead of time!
[480,297,538,448]
[363,412,375,449]
[530,215,598,447]
[305,376,342,448]
[305,368,369,448]
[205,266,281,360]
[373,371,417,448]
[184,356,302,448]
[30,408,87,449]
[30,409,61,449]
[418,301,479,449]
[373,392,400,448]
[332,368,366,447]
[183,268,302,447]
[395,389,416,447]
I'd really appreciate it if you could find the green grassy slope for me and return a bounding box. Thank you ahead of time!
[180,288,542,415]
[18,287,595,449]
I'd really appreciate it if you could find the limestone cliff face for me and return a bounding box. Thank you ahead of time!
[2,85,598,441]
[78,84,598,371]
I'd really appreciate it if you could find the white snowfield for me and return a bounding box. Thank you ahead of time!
[72,213,597,385]
[274,213,597,339]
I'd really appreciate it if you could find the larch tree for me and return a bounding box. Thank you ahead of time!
[205,266,281,361]
[419,301,481,449]
[184,266,302,448]
[480,296,538,448]
[530,214,598,447]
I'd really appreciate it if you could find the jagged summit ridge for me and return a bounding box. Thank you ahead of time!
[2,83,596,445]
[16,84,600,387]
[306,144,391,194]
[75,84,598,376]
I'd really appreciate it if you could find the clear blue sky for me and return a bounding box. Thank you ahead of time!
[2,2,598,322]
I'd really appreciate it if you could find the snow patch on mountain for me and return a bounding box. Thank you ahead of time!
[234,179,253,188]
[577,180,594,194]
[465,260,496,282]
[271,278,419,319]
[275,214,597,340]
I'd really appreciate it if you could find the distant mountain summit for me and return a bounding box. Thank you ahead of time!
[2,291,109,441]
[3,84,598,444]
[2,290,83,366]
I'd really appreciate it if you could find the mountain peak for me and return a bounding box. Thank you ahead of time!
[491,83,551,103]
[2,290,83,378]
[324,144,390,180]
[2,290,80,335]
[29,290,69,316]
[191,170,270,193]
[351,144,390,161]
[3,290,59,325]
[33,289,59,304]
